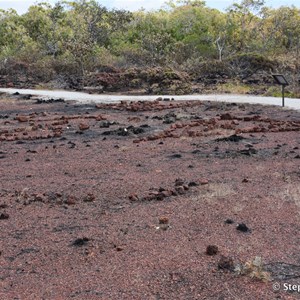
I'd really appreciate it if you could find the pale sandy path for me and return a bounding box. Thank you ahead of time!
[0,88,299,109]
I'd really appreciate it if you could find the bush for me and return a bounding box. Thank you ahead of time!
[228,53,277,79]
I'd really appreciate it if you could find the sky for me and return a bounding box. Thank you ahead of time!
[0,0,299,15]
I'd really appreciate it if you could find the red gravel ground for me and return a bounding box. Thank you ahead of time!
[1,93,300,300]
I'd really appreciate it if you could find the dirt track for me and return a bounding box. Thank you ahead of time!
[1,88,300,110]
[1,94,300,299]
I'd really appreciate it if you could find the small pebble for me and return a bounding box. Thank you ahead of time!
[236,223,250,232]
[0,212,9,220]
[206,245,219,256]
[225,219,234,224]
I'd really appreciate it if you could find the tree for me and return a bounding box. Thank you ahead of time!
[0,9,35,61]
[226,0,265,53]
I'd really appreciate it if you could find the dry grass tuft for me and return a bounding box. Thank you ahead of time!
[235,256,271,282]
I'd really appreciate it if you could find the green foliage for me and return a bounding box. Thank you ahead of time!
[0,0,299,92]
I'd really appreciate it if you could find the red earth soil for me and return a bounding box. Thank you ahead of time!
[0,93,300,299]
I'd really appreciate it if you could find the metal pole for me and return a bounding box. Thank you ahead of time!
[282,85,285,107]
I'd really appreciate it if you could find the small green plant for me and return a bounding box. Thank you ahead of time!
[264,86,300,98]
[235,256,271,282]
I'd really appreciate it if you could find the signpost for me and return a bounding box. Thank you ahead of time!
[272,74,289,107]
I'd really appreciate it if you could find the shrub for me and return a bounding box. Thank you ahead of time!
[235,257,271,282]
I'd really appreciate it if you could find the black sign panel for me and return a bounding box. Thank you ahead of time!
[272,74,289,86]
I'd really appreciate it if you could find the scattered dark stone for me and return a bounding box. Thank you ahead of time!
[0,204,8,209]
[171,190,178,196]
[153,192,165,201]
[68,141,76,149]
[188,165,194,168]
[25,158,30,162]
[192,150,201,154]
[36,98,65,104]
[245,143,254,148]
[130,126,145,134]
[163,118,174,124]
[18,248,40,256]
[218,255,235,272]
[220,113,234,120]
[158,141,164,145]
[128,194,139,201]
[175,178,185,186]
[13,92,20,95]
[32,194,44,202]
[0,212,9,220]
[83,193,95,202]
[183,184,189,191]
[152,115,163,120]
[103,127,129,136]
[161,190,173,198]
[99,121,117,128]
[175,186,185,194]
[140,195,154,201]
[295,155,300,159]
[188,181,199,187]
[169,154,182,159]
[26,150,37,153]
[242,178,249,183]
[71,237,89,247]
[239,148,257,156]
[206,245,219,256]
[21,94,32,100]
[225,219,234,224]
[102,126,145,136]
[216,134,244,142]
[236,223,250,232]
[43,191,60,203]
